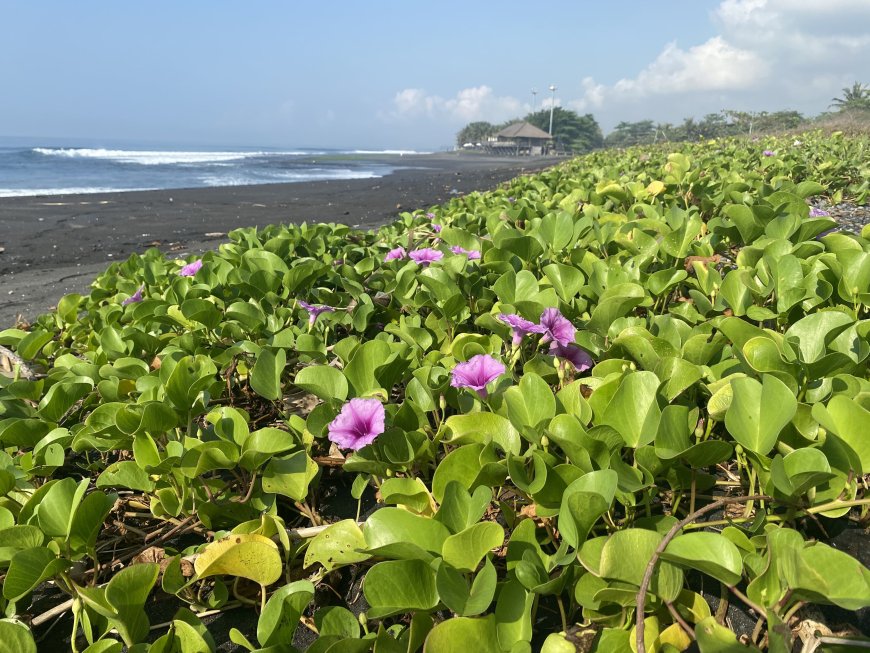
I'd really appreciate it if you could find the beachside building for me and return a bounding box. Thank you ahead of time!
[490,121,553,155]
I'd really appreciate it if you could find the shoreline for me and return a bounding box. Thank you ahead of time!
[0,153,563,325]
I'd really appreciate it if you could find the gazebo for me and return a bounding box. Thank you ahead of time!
[492,121,553,155]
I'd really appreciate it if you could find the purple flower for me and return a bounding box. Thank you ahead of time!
[384,246,407,262]
[328,398,385,451]
[433,224,442,233]
[298,300,335,325]
[426,212,436,219]
[408,248,443,266]
[450,354,506,398]
[809,207,830,217]
[450,245,481,260]
[549,342,593,373]
[538,308,576,347]
[507,197,516,203]
[122,285,144,306]
[179,259,203,277]
[763,150,776,157]
[498,313,544,346]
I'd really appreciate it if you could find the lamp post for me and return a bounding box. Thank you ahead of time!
[548,84,557,136]
[531,88,537,112]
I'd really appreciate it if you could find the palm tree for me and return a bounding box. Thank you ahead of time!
[829,82,870,111]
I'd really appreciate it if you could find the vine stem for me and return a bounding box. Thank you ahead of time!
[635,494,771,653]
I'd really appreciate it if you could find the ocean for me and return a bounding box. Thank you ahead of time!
[0,144,427,197]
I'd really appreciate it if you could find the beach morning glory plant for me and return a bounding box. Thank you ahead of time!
[409,248,443,266]
[121,285,144,306]
[179,259,203,277]
[451,354,506,398]
[327,398,385,451]
[450,245,481,260]
[384,246,406,262]
[298,300,335,325]
[549,342,593,372]
[498,313,543,346]
[538,308,576,347]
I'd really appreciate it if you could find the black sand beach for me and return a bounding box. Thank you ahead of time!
[0,153,561,326]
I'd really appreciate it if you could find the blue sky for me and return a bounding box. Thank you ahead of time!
[1,1,868,149]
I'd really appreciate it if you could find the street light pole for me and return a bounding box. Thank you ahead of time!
[548,84,557,136]
[531,88,537,112]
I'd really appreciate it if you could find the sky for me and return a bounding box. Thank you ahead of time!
[1,0,868,150]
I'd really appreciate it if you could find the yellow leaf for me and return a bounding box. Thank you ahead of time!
[194,533,282,586]
[659,623,692,651]
[646,180,666,196]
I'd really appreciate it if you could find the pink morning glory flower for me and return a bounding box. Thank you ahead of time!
[384,246,407,262]
[498,313,544,346]
[426,212,436,219]
[179,259,203,277]
[409,248,443,266]
[763,150,776,157]
[432,224,442,233]
[298,300,335,325]
[538,308,576,347]
[450,354,506,398]
[122,285,144,306]
[328,398,385,451]
[809,207,829,217]
[450,246,481,260]
[549,342,593,372]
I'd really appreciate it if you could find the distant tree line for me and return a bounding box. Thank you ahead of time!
[456,108,603,154]
[456,81,870,151]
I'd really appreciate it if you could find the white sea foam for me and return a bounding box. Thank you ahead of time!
[32,148,310,165]
[198,169,383,187]
[0,187,155,197]
[349,149,430,155]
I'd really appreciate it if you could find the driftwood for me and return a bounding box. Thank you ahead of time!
[0,344,40,380]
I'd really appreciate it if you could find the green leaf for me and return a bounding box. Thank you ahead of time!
[503,373,556,431]
[443,412,521,456]
[599,529,683,601]
[601,371,661,447]
[725,375,796,455]
[97,460,155,492]
[662,532,743,586]
[0,621,37,653]
[344,340,392,397]
[294,364,348,402]
[812,395,870,473]
[257,580,315,647]
[104,563,161,646]
[434,482,492,535]
[424,615,501,653]
[250,348,286,401]
[364,559,439,618]
[441,522,504,573]
[695,616,761,652]
[363,508,450,561]
[260,450,318,501]
[557,470,618,548]
[304,520,371,572]
[4,547,70,601]
[436,558,497,617]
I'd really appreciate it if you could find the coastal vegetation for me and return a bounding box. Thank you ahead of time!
[0,131,869,651]
[457,81,870,152]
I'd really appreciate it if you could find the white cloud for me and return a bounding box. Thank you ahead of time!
[572,0,870,129]
[386,85,527,124]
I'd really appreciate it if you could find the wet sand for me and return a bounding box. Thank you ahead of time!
[0,153,561,325]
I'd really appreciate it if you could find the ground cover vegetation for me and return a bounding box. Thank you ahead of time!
[0,131,869,652]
